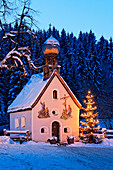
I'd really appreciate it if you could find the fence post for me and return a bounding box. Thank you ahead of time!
[26,130,29,141]
[3,129,7,136]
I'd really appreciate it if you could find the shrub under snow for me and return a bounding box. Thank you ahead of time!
[0,136,15,144]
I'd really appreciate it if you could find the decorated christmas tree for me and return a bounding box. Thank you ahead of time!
[79,91,100,143]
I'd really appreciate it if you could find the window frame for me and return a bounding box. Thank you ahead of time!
[51,108,59,116]
[53,90,57,99]
[21,116,26,128]
[40,127,48,134]
[63,127,71,133]
[15,118,19,129]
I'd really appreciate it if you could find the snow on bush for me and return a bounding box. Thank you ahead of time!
[102,138,113,147]
[67,136,75,139]
[0,136,15,144]
[48,136,57,140]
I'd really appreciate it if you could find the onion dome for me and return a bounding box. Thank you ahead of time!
[42,35,60,55]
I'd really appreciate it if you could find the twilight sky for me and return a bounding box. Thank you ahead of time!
[31,0,113,40]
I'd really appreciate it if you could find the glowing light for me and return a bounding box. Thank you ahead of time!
[88,91,91,94]
[84,100,86,103]
[44,48,59,54]
[79,91,100,143]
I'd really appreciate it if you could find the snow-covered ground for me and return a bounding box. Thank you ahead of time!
[0,137,113,169]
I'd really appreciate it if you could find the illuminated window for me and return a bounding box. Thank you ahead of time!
[41,127,47,133]
[53,90,57,99]
[15,118,19,128]
[21,117,26,128]
[64,127,71,133]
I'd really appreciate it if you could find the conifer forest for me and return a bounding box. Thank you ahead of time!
[0,24,113,127]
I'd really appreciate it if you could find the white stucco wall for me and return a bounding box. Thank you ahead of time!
[10,110,32,132]
[32,75,80,142]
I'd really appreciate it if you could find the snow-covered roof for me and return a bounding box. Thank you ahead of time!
[8,73,47,113]
[8,70,81,113]
[44,35,60,46]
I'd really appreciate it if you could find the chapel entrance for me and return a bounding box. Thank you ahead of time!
[52,121,60,143]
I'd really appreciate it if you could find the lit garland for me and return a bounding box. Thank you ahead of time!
[79,91,100,139]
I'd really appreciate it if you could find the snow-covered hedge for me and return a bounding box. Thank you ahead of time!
[67,136,75,139]
[0,136,15,144]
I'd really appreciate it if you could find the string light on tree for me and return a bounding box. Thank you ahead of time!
[79,91,100,143]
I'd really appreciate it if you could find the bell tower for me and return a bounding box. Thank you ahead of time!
[42,35,60,80]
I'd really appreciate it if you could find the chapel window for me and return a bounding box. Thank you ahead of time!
[21,116,26,128]
[41,127,47,133]
[52,111,56,115]
[64,127,71,133]
[51,109,59,116]
[53,90,57,99]
[15,118,19,128]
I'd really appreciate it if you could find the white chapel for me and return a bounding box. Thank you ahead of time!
[8,35,81,143]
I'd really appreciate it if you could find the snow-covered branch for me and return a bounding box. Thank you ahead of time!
[0,1,41,76]
[0,47,29,76]
[0,46,45,76]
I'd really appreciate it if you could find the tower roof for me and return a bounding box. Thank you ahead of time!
[44,35,60,46]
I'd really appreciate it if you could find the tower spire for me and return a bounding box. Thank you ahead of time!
[42,35,60,80]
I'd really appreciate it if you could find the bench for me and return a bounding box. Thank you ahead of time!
[3,129,30,144]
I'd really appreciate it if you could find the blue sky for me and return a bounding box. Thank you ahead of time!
[31,0,113,40]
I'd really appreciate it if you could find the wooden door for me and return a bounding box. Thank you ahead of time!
[52,121,60,143]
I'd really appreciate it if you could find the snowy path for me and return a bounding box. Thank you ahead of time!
[0,143,113,170]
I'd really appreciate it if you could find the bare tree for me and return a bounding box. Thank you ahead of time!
[0,0,44,77]
[0,0,16,21]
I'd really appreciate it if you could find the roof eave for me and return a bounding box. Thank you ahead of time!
[8,107,32,113]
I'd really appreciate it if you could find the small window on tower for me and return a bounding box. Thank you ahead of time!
[53,90,57,99]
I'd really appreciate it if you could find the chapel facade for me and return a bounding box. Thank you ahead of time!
[8,36,81,143]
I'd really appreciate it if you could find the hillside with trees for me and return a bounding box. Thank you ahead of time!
[0,24,113,127]
[0,1,113,128]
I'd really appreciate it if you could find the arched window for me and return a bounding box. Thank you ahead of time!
[15,118,19,128]
[53,90,57,99]
[64,128,67,133]
[21,117,26,128]
[41,128,44,133]
[41,127,47,133]
[64,127,71,133]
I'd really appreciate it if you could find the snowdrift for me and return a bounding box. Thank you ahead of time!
[0,136,15,144]
[0,136,113,148]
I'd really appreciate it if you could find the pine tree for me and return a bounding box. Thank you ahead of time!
[80,91,100,143]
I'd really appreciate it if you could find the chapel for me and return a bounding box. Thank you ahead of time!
[8,35,81,143]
